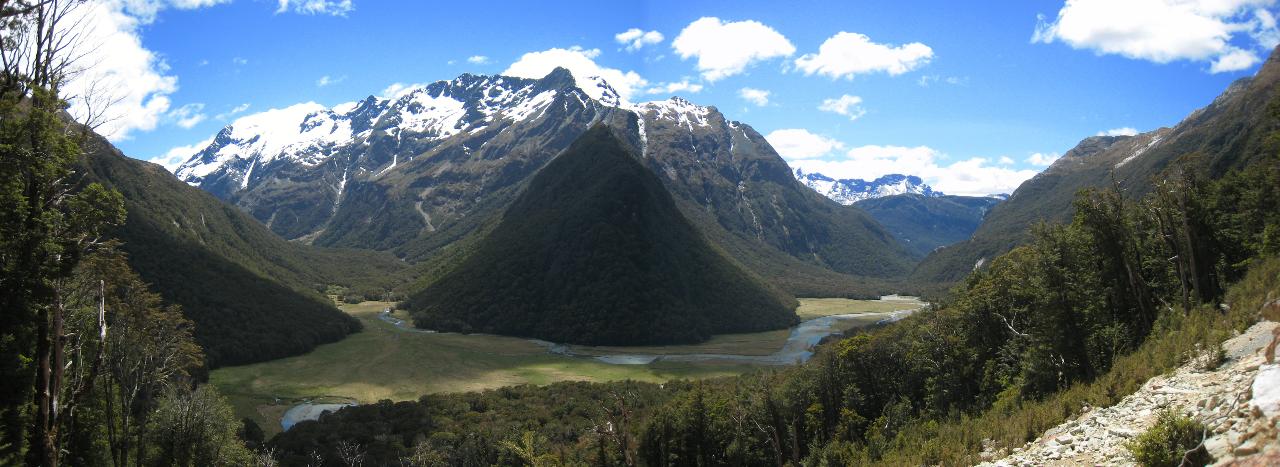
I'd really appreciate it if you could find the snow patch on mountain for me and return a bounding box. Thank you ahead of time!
[794,169,940,204]
[174,72,575,188]
[632,97,713,129]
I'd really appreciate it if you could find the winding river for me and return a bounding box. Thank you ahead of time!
[283,298,924,431]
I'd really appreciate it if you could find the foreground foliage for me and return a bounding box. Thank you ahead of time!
[1127,409,1212,467]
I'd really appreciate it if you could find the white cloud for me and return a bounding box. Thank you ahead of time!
[646,80,703,95]
[232,56,248,65]
[275,0,353,16]
[167,103,206,128]
[1026,152,1062,166]
[764,129,845,159]
[917,74,967,87]
[379,82,426,99]
[615,28,664,51]
[999,156,1016,165]
[113,0,230,23]
[795,32,933,79]
[147,136,213,172]
[467,55,490,65]
[739,87,770,106]
[214,102,250,120]
[57,0,178,141]
[818,94,866,121]
[1032,0,1276,73]
[1097,127,1139,136]
[315,74,345,87]
[503,46,648,101]
[1211,46,1262,72]
[789,144,1039,196]
[672,17,795,81]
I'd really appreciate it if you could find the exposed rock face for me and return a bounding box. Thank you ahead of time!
[980,321,1280,466]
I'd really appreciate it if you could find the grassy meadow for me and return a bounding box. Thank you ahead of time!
[211,298,920,435]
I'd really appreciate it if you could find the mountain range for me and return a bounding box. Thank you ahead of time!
[172,67,914,297]
[794,170,940,204]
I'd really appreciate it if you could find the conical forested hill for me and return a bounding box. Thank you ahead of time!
[405,126,799,345]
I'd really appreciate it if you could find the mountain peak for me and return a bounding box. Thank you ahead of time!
[405,124,798,345]
[794,169,939,204]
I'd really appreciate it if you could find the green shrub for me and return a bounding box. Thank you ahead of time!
[1126,409,1212,467]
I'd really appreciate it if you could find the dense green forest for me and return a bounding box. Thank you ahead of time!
[407,126,799,345]
[0,2,263,464]
[273,146,1280,464]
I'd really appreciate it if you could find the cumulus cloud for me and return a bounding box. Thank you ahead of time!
[1032,0,1277,73]
[788,144,1039,196]
[764,129,845,160]
[57,1,178,141]
[999,156,1016,165]
[615,28,664,51]
[503,46,648,101]
[1026,152,1061,166]
[672,17,795,81]
[275,0,353,16]
[167,103,206,128]
[646,80,703,95]
[739,87,770,106]
[214,103,250,120]
[148,136,213,172]
[1097,127,1139,136]
[315,74,345,87]
[817,94,866,121]
[466,55,490,65]
[794,32,933,79]
[379,82,426,99]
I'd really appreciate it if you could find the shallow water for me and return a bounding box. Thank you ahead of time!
[379,299,924,366]
[280,402,357,431]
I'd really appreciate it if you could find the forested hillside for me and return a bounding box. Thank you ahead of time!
[913,46,1280,287]
[78,134,409,367]
[406,126,799,345]
[1,4,266,463]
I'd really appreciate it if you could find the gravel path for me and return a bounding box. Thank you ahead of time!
[980,320,1280,466]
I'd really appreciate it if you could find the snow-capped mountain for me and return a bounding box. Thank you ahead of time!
[170,67,916,284]
[793,169,940,204]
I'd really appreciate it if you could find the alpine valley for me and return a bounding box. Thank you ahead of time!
[6,3,1280,464]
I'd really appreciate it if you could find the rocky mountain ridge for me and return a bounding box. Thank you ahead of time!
[793,169,941,204]
[172,67,916,295]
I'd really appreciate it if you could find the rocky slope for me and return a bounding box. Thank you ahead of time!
[173,68,914,294]
[914,45,1280,286]
[980,319,1280,466]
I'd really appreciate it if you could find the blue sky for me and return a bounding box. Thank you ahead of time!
[79,0,1280,196]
